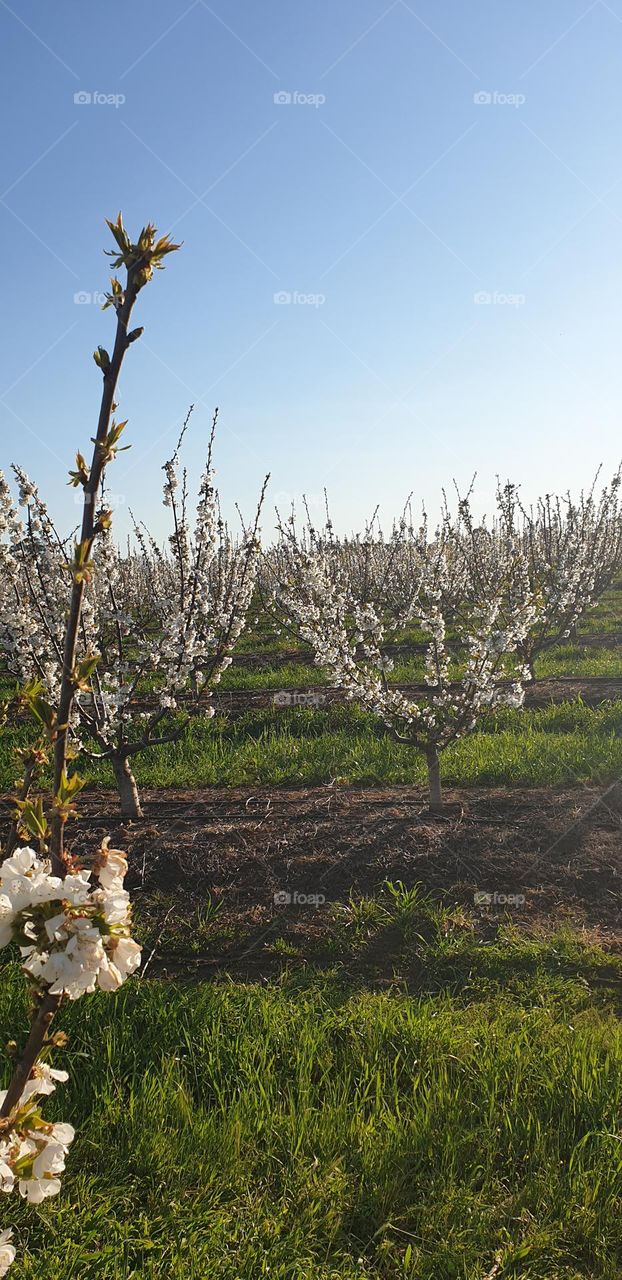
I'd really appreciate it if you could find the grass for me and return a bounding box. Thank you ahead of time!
[216,644,622,692]
[534,646,622,679]
[1,701,621,792]
[2,936,622,1280]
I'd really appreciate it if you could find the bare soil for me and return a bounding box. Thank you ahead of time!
[5,781,617,979]
[211,675,622,715]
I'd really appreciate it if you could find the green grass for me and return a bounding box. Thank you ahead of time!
[534,646,622,679]
[1,701,621,792]
[220,660,324,690]
[129,721,622,790]
[217,643,622,691]
[84,700,622,790]
[2,937,622,1279]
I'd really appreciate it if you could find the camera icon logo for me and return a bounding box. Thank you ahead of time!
[73,291,91,304]
[273,890,292,905]
[473,91,492,105]
[74,91,92,105]
[273,291,292,305]
[273,91,292,105]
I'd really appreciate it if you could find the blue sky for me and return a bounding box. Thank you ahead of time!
[1,0,621,541]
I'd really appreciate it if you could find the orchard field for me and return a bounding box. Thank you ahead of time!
[3,581,622,979]
[1,219,621,1280]
[1,569,622,1278]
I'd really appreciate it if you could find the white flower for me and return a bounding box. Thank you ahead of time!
[62,871,92,905]
[13,1063,69,1106]
[0,1149,15,1194]
[0,1228,16,1277]
[19,1174,62,1204]
[98,937,141,990]
[0,849,37,879]
[0,849,62,913]
[96,849,128,891]
[0,895,14,949]
[99,889,131,926]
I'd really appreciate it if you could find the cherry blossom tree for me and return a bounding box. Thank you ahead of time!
[272,493,536,812]
[499,470,622,680]
[0,214,174,1272]
[0,408,268,818]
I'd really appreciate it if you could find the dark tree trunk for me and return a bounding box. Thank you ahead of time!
[111,752,143,819]
[425,744,443,813]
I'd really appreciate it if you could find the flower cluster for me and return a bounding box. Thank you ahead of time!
[0,844,140,1271]
[0,846,141,999]
[0,1062,74,1206]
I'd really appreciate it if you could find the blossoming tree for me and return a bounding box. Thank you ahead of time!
[272,494,537,812]
[498,471,622,680]
[0,215,174,1273]
[0,412,268,819]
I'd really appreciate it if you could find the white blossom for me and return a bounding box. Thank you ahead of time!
[0,1229,15,1276]
[0,846,141,1000]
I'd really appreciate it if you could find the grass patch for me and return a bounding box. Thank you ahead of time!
[1,702,622,792]
[220,643,622,690]
[95,701,622,789]
[535,645,622,679]
[2,950,622,1279]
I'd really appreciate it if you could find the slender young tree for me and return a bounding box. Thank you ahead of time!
[272,493,536,812]
[0,215,176,1272]
[0,417,269,818]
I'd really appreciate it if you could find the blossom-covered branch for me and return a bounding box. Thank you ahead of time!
[0,214,175,1274]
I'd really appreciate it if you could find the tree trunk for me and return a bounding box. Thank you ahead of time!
[524,658,536,683]
[517,642,536,684]
[425,744,443,813]
[111,752,143,819]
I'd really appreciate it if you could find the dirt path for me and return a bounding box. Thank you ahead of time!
[6,781,616,977]
[210,674,622,714]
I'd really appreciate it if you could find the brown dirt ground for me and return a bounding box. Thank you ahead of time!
[4,781,617,979]
[210,675,622,715]
[81,674,622,719]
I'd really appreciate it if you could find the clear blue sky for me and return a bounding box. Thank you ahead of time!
[1,0,621,540]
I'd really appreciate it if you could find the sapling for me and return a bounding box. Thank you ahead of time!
[503,470,622,680]
[273,493,536,812]
[0,417,269,818]
[0,214,176,1272]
